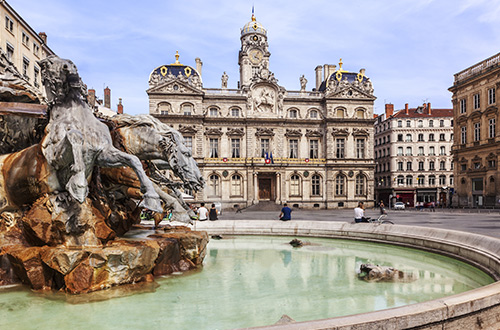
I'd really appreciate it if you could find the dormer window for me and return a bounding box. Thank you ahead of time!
[209,107,218,117]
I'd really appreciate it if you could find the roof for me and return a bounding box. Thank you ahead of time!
[318,71,370,92]
[391,107,453,119]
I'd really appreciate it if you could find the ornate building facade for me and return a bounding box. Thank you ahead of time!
[449,52,500,207]
[147,14,376,210]
[374,103,454,208]
[0,1,55,91]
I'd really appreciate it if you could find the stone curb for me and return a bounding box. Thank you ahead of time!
[193,220,500,330]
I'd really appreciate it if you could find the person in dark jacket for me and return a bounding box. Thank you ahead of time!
[209,203,218,220]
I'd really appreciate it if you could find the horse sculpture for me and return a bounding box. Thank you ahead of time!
[101,114,204,223]
[0,56,162,213]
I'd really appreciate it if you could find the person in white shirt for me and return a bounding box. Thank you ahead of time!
[354,201,369,223]
[197,203,209,221]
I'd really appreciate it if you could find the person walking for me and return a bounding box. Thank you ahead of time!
[197,203,209,221]
[279,203,292,221]
[379,201,387,215]
[209,203,218,221]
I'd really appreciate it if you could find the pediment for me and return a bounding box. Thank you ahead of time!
[227,128,245,136]
[255,127,275,136]
[332,128,349,137]
[352,128,369,137]
[285,129,302,137]
[178,125,198,135]
[204,128,223,136]
[305,129,323,138]
[147,80,203,95]
[326,86,375,100]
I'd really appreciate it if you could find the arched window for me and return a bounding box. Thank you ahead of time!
[311,175,321,196]
[309,110,318,119]
[209,174,220,196]
[289,109,298,118]
[209,107,219,117]
[417,175,425,186]
[231,174,242,196]
[418,120,423,127]
[429,175,436,185]
[157,102,171,115]
[439,175,446,185]
[398,120,402,127]
[182,103,193,115]
[355,175,365,195]
[406,175,413,185]
[356,109,365,119]
[231,108,240,117]
[290,174,301,196]
[336,108,345,118]
[397,175,404,185]
[335,175,345,195]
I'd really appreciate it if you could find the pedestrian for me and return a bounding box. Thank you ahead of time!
[279,203,292,221]
[197,202,209,221]
[209,203,218,221]
[354,201,369,223]
[379,201,386,215]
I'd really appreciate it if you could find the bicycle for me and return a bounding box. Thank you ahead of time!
[368,214,394,225]
[354,214,394,225]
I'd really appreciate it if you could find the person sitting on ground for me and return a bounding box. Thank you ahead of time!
[197,202,209,221]
[354,201,370,223]
[209,203,218,221]
[279,203,292,221]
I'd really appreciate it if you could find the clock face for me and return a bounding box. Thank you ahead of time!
[249,49,263,64]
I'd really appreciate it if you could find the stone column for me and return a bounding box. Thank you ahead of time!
[253,172,258,204]
[276,172,281,204]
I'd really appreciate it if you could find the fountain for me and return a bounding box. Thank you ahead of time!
[0,52,207,294]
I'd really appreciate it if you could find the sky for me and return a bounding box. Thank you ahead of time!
[11,0,500,115]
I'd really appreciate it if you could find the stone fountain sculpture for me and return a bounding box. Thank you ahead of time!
[0,55,207,293]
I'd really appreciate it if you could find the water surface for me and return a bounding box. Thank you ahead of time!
[0,236,493,330]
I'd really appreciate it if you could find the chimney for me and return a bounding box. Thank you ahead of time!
[88,89,96,108]
[315,65,323,90]
[405,103,409,115]
[195,57,202,78]
[104,86,111,109]
[323,64,330,82]
[385,104,394,117]
[427,102,431,115]
[329,64,336,76]
[38,32,47,44]
[117,98,123,114]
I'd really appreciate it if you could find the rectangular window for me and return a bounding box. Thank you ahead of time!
[182,104,192,115]
[429,162,435,170]
[406,134,412,142]
[429,176,436,185]
[309,140,319,159]
[33,42,40,56]
[22,57,30,80]
[407,162,412,171]
[460,99,466,114]
[439,133,445,141]
[474,122,481,141]
[184,136,193,152]
[473,93,480,109]
[429,120,434,127]
[209,108,218,117]
[22,31,29,46]
[33,66,40,88]
[429,146,435,156]
[489,118,496,139]
[418,146,424,156]
[260,138,270,157]
[336,138,345,158]
[405,147,412,156]
[440,146,446,155]
[231,138,241,158]
[209,138,219,158]
[231,108,240,117]
[6,43,13,62]
[461,126,467,144]
[489,88,496,105]
[397,147,403,156]
[397,162,403,171]
[488,160,496,168]
[289,139,298,158]
[406,120,411,127]
[418,162,424,171]
[5,15,13,32]
[356,138,365,159]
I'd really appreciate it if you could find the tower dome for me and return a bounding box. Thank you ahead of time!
[241,11,266,36]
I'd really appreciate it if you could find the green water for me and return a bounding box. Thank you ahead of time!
[0,236,494,330]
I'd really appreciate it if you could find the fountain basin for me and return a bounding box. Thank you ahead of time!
[194,220,500,329]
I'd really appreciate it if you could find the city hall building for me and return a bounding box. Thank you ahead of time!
[147,13,376,210]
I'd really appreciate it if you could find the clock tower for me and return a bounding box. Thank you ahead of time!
[239,11,270,88]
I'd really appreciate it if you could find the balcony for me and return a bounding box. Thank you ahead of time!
[454,52,500,83]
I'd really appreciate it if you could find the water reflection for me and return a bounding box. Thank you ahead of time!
[0,236,494,330]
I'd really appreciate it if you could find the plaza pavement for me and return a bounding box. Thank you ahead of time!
[210,207,500,239]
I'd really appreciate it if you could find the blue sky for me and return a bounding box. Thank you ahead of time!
[12,0,500,115]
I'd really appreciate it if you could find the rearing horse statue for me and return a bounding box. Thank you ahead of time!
[0,56,162,213]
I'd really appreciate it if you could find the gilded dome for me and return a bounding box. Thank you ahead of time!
[241,14,266,36]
